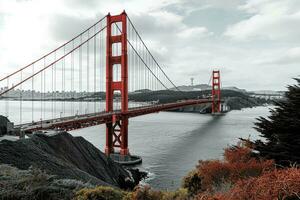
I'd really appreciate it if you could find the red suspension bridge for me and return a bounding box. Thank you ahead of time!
[0,11,222,162]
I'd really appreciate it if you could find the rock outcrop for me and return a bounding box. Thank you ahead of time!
[0,132,137,189]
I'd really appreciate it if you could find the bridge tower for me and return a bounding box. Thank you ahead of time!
[105,11,129,156]
[211,70,221,113]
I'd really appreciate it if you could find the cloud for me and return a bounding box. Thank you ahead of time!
[224,0,300,41]
[170,0,244,15]
[48,14,98,42]
[255,47,300,65]
[177,27,213,38]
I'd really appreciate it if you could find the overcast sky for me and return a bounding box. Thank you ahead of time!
[0,0,299,91]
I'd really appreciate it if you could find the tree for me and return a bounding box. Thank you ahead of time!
[253,78,300,166]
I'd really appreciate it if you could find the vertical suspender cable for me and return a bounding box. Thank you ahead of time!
[61,49,64,118]
[99,30,101,112]
[5,78,9,117]
[94,26,96,113]
[87,30,90,114]
[54,51,56,118]
[79,35,82,114]
[32,64,34,122]
[144,42,146,90]
[71,40,74,116]
[63,46,66,117]
[41,59,43,124]
[148,50,150,90]
[44,58,46,120]
[52,54,54,119]
[134,27,137,94]
[139,35,141,94]
[20,70,22,124]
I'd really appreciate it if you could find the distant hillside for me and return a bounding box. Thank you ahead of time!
[128,89,244,102]
[171,84,211,91]
[170,84,247,93]
[249,90,285,95]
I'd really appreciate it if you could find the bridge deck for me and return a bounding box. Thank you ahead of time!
[16,99,212,132]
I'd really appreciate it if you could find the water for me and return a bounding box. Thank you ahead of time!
[0,100,271,190]
[69,106,271,190]
[0,100,146,124]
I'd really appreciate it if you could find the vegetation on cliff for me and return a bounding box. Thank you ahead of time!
[0,164,93,200]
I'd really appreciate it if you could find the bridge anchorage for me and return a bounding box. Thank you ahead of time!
[0,10,224,165]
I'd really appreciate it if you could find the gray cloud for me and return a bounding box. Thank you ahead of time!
[63,0,99,9]
[48,14,99,42]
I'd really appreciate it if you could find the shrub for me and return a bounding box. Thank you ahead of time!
[184,143,274,195]
[199,167,300,200]
[196,160,231,192]
[13,166,53,191]
[199,146,274,193]
[123,186,188,200]
[123,186,163,200]
[74,186,125,200]
[0,164,76,200]
[162,188,189,200]
[223,142,252,163]
[182,169,202,195]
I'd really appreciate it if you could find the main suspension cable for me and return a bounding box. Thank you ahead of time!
[127,16,181,92]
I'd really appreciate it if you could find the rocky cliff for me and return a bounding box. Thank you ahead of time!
[0,132,139,190]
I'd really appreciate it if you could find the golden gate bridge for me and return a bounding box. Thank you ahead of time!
[0,11,222,163]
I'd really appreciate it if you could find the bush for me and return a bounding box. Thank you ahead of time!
[198,167,300,200]
[123,186,188,200]
[198,144,274,193]
[162,188,189,200]
[123,186,163,200]
[182,169,202,195]
[0,164,76,200]
[183,143,274,196]
[74,186,125,200]
[223,142,252,163]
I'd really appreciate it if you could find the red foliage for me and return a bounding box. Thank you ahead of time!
[198,167,300,200]
[196,144,274,192]
[223,144,252,163]
[194,144,299,199]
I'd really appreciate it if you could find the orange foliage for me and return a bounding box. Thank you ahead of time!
[193,143,299,200]
[197,167,300,200]
[223,144,252,163]
[196,144,274,192]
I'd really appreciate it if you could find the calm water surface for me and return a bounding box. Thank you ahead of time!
[69,106,271,190]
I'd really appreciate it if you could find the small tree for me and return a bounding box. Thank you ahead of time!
[254,78,300,166]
